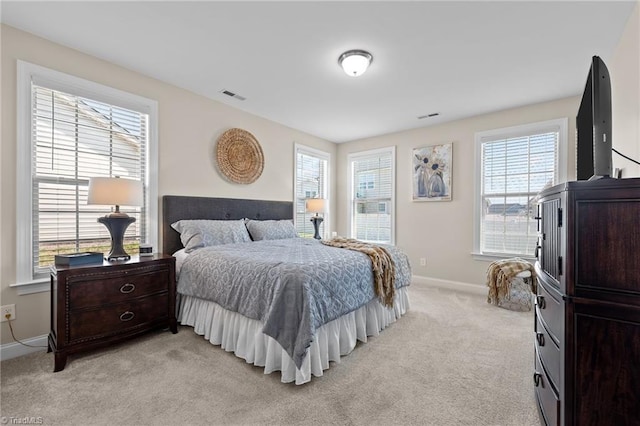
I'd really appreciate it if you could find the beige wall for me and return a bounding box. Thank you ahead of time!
[336,97,579,287]
[0,25,336,344]
[611,1,640,178]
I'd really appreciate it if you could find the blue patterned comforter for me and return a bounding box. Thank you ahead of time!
[177,238,411,368]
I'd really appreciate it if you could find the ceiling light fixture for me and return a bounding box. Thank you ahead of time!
[338,49,373,77]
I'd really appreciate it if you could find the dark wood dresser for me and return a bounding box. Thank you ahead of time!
[534,177,640,425]
[49,254,177,372]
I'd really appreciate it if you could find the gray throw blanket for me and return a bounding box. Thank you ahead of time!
[177,238,411,369]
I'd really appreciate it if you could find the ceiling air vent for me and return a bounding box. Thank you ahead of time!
[417,112,440,119]
[220,89,246,101]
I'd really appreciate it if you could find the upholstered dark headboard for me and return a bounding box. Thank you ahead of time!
[162,195,294,255]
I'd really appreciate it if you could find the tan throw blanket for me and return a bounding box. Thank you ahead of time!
[321,237,396,307]
[486,257,537,305]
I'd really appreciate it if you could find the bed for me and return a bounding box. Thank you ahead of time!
[162,195,411,384]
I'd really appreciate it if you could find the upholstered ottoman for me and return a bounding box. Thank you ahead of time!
[495,270,533,311]
[486,258,537,312]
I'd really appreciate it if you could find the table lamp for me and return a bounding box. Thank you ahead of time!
[305,198,326,240]
[88,177,143,260]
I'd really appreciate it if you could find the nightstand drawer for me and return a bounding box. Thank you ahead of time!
[68,293,168,343]
[68,268,169,309]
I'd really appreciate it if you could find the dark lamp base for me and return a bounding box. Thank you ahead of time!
[310,216,324,240]
[98,215,136,260]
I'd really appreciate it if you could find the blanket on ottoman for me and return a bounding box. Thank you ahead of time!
[486,257,537,306]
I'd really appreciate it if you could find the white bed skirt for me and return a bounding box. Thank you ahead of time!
[177,287,410,385]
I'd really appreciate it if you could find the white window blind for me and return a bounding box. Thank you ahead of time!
[477,119,566,257]
[31,85,148,275]
[295,145,329,238]
[15,62,157,290]
[349,147,395,244]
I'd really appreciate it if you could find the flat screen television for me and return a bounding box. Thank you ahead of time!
[576,56,613,180]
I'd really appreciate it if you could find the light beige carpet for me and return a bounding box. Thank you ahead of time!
[1,282,538,425]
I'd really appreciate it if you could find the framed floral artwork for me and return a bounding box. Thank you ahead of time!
[412,143,452,201]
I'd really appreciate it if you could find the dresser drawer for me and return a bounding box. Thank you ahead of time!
[68,267,169,309]
[68,293,169,343]
[535,311,560,391]
[535,350,560,426]
[536,278,563,344]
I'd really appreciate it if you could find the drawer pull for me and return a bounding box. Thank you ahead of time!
[533,372,543,387]
[120,283,136,294]
[536,332,545,347]
[119,311,135,322]
[536,295,546,309]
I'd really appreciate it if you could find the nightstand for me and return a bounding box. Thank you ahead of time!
[49,254,177,372]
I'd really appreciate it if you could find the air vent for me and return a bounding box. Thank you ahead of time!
[220,89,246,101]
[417,112,440,119]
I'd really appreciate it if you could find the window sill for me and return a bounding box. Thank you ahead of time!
[471,252,536,263]
[10,277,50,295]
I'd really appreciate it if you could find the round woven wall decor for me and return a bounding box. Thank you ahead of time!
[216,128,264,184]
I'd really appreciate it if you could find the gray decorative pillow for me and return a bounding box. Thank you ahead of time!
[171,219,251,253]
[245,219,298,241]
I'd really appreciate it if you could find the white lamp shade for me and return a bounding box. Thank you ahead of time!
[305,198,326,214]
[87,177,143,207]
[339,50,373,77]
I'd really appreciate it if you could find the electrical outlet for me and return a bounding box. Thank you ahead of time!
[1,304,16,322]
[419,258,426,267]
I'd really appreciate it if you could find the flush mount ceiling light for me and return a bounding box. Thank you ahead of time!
[338,49,373,77]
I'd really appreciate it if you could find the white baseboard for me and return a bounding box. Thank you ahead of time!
[0,334,48,361]
[412,275,487,296]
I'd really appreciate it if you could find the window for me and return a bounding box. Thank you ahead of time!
[358,174,375,191]
[474,118,567,259]
[294,144,329,238]
[348,147,395,244]
[16,61,158,289]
